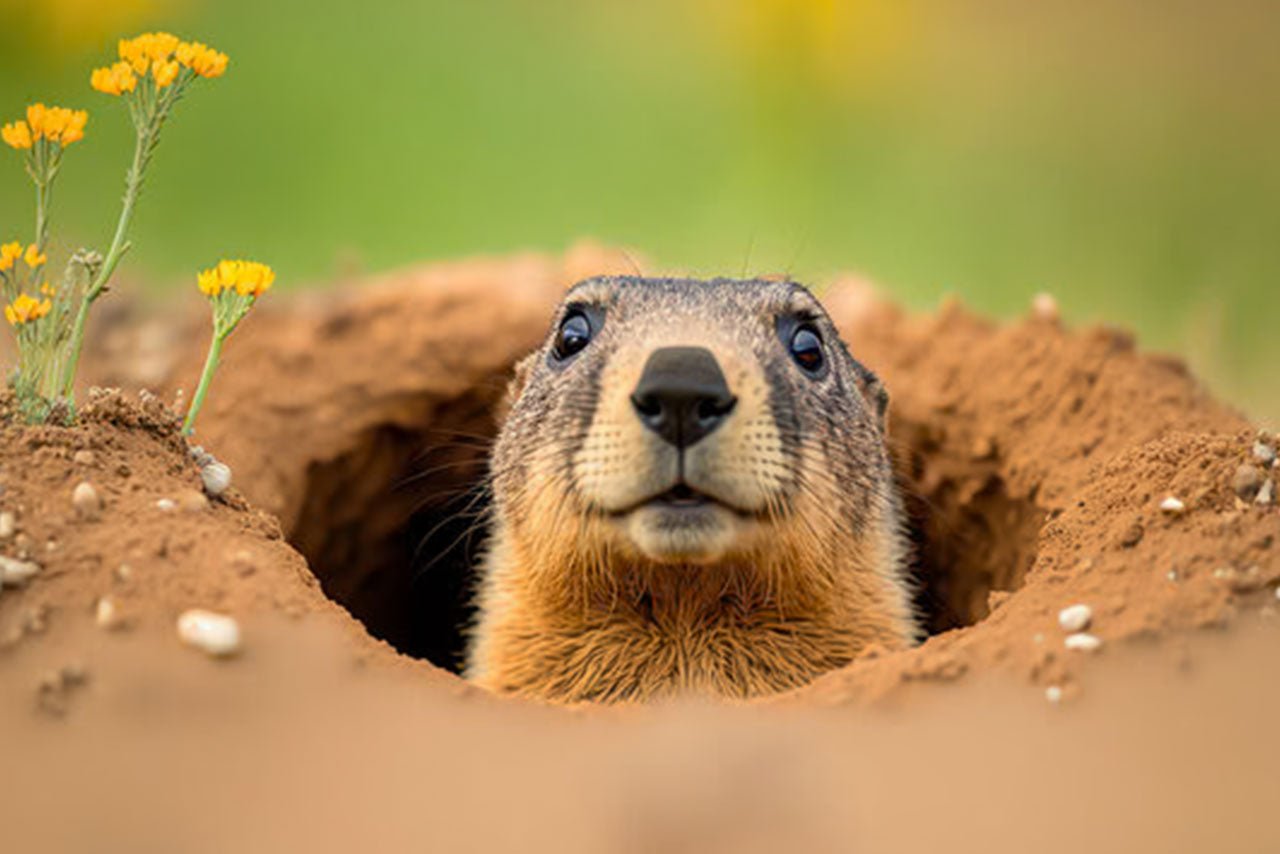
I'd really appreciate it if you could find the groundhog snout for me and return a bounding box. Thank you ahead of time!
[629,346,737,449]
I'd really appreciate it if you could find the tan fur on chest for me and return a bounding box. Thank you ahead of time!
[469,501,912,703]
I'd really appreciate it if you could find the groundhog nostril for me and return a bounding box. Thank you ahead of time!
[631,392,662,419]
[697,395,736,423]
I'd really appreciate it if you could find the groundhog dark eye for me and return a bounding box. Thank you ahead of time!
[553,310,593,360]
[789,324,824,374]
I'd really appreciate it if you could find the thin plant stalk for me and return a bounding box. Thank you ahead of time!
[31,143,54,254]
[56,122,149,401]
[182,331,223,435]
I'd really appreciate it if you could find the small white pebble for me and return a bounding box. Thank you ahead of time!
[1159,496,1185,515]
[1166,569,1179,581]
[1031,292,1060,323]
[1045,685,1063,704]
[200,461,232,497]
[176,609,241,657]
[1064,632,1104,653]
[115,563,134,582]
[1256,479,1275,506]
[155,498,177,512]
[1254,441,1277,466]
[72,481,102,520]
[95,595,125,630]
[0,555,41,587]
[0,511,15,540]
[177,489,210,513]
[1058,603,1093,633]
[72,449,95,466]
[1275,587,1280,602]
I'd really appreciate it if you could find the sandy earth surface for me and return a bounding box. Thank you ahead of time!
[2,245,1277,851]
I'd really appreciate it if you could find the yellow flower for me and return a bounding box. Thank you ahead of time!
[118,32,182,74]
[19,103,88,147]
[39,282,56,296]
[4,293,52,326]
[119,41,147,74]
[119,35,151,73]
[0,242,22,272]
[24,245,46,268]
[198,259,275,299]
[197,268,220,296]
[26,103,47,136]
[2,120,32,149]
[176,41,229,79]
[91,62,138,96]
[59,109,88,145]
[153,60,180,88]
[236,262,275,297]
[146,32,181,61]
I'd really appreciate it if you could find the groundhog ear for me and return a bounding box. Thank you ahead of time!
[854,364,890,431]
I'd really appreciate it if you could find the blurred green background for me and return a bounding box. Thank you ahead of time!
[1,0,1276,420]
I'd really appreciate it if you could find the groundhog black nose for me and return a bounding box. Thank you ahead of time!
[631,346,737,449]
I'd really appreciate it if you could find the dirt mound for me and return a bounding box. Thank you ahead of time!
[795,284,1278,701]
[4,248,1279,847]
[0,387,345,712]
[3,248,1277,698]
[52,249,1279,696]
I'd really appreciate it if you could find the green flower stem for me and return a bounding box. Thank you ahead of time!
[56,124,150,401]
[31,142,59,256]
[182,328,224,435]
[34,179,49,255]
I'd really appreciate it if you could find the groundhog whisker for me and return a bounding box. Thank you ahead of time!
[394,458,493,492]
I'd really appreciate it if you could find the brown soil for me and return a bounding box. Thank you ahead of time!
[2,246,1278,849]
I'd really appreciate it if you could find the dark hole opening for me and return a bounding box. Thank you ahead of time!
[890,417,1046,635]
[287,391,1046,672]
[288,389,500,673]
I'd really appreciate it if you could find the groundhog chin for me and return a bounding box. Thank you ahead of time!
[621,502,749,564]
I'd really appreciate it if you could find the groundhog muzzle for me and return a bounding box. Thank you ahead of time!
[466,276,919,702]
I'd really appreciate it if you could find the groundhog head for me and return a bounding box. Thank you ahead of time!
[489,276,893,575]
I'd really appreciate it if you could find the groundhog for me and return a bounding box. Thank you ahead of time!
[466,276,919,702]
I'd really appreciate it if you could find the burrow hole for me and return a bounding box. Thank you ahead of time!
[288,387,1045,672]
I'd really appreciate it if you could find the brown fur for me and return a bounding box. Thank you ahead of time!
[466,277,918,702]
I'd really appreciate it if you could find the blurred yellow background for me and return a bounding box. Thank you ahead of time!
[1,0,1276,420]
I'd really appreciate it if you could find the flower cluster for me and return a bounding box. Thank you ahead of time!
[197,259,275,299]
[184,258,274,435]
[3,29,240,426]
[0,241,46,273]
[4,293,53,326]
[93,32,227,96]
[1,103,88,150]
